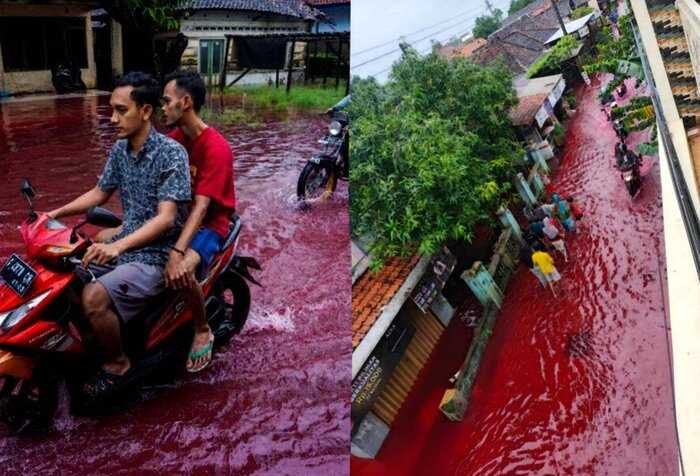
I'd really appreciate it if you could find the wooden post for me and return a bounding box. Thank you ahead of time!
[345,42,350,96]
[304,40,310,85]
[220,36,231,111]
[335,38,342,89]
[323,40,328,87]
[276,68,279,88]
[286,39,296,94]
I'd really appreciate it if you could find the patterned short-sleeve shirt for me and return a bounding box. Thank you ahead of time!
[98,126,191,267]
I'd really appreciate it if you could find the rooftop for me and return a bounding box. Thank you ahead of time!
[545,11,598,44]
[509,74,563,126]
[305,0,349,4]
[437,38,487,60]
[352,254,421,348]
[177,0,319,19]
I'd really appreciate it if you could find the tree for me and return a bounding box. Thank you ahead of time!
[570,5,594,19]
[99,0,184,76]
[527,34,580,78]
[508,0,536,15]
[473,9,503,39]
[348,46,521,265]
[99,0,183,31]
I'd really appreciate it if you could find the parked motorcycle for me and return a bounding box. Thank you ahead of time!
[296,110,349,201]
[0,179,260,433]
[51,62,87,94]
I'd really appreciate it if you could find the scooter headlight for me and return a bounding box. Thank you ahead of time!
[0,290,51,332]
[329,121,342,137]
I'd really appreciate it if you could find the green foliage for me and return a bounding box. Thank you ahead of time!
[552,122,566,146]
[527,35,580,78]
[508,0,536,15]
[199,107,262,128]
[225,83,346,112]
[473,9,503,39]
[349,46,521,263]
[570,6,594,20]
[565,93,577,109]
[583,16,638,77]
[100,0,183,31]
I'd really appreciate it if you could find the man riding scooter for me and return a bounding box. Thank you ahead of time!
[161,71,236,373]
[47,72,191,397]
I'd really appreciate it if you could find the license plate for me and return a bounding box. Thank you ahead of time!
[0,254,37,297]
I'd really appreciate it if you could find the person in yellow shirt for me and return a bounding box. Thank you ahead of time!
[531,243,561,298]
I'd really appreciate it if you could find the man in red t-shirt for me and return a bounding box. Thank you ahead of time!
[161,71,235,372]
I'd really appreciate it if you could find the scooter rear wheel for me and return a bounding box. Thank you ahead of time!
[210,272,251,347]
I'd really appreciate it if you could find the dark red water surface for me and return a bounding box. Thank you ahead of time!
[0,95,351,474]
[352,79,679,475]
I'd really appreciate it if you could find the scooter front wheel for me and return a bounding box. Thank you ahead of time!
[297,161,337,202]
[0,375,58,434]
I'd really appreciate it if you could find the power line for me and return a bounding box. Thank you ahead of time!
[351,17,476,70]
[351,5,484,58]
[365,26,477,78]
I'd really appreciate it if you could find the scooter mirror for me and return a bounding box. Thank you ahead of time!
[86,206,122,228]
[20,179,35,198]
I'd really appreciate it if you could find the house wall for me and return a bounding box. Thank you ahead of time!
[677,0,700,96]
[180,10,310,85]
[0,5,96,95]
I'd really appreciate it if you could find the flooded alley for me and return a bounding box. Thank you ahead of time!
[352,78,679,475]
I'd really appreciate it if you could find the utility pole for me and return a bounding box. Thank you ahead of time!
[550,0,567,34]
[485,0,494,14]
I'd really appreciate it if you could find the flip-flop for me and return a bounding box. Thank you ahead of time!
[186,333,214,373]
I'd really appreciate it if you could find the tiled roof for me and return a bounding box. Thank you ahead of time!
[437,38,486,59]
[501,0,572,29]
[306,0,349,5]
[178,0,319,19]
[352,253,421,349]
[472,7,561,75]
[509,93,548,126]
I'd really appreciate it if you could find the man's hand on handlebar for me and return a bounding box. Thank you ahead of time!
[82,242,122,267]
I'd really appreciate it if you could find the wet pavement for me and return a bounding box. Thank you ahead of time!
[0,96,351,474]
[352,78,679,475]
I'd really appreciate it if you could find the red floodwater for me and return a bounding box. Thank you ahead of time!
[0,95,351,474]
[352,78,679,475]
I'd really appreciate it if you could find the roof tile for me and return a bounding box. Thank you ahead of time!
[352,253,421,349]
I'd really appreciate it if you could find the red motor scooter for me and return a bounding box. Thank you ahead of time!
[0,179,260,433]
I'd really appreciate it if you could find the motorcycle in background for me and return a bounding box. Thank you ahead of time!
[296,110,349,202]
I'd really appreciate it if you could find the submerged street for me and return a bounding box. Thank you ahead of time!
[0,96,351,474]
[353,78,679,475]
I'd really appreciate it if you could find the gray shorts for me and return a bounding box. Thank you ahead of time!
[92,262,164,324]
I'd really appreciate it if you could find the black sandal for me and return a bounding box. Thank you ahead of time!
[82,368,133,399]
